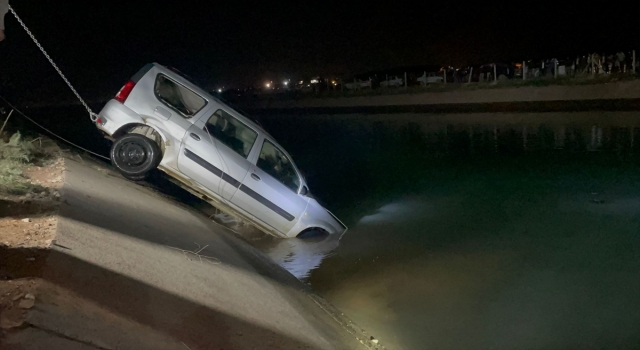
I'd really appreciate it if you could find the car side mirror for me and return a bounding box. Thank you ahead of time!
[299,186,309,196]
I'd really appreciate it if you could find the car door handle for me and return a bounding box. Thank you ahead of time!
[190,133,201,141]
[251,173,261,181]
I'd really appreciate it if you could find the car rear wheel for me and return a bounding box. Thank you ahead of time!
[110,134,162,180]
[122,173,148,181]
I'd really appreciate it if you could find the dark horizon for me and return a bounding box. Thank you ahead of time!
[1,1,638,101]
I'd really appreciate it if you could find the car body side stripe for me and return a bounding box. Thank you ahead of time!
[239,185,295,221]
[184,149,294,221]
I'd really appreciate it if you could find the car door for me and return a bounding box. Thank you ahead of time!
[231,138,309,234]
[178,112,223,194]
[178,108,259,200]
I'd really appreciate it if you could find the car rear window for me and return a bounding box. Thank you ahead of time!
[154,74,207,117]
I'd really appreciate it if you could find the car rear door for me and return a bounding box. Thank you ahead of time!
[178,107,259,200]
[231,138,309,235]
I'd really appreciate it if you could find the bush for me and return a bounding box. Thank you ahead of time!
[0,132,37,195]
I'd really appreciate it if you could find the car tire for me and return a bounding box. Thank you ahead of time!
[122,173,148,181]
[110,134,162,179]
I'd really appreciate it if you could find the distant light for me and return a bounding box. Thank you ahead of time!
[217,88,222,93]
[266,83,271,88]
[299,80,304,84]
[310,79,319,84]
[284,81,288,86]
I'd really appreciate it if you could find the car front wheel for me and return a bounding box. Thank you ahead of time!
[297,228,328,240]
[110,134,162,180]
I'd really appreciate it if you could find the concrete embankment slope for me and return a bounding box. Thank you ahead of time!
[3,157,375,350]
[250,80,640,110]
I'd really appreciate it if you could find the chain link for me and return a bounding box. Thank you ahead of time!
[8,5,99,121]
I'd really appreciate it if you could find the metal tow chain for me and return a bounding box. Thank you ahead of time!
[8,5,99,121]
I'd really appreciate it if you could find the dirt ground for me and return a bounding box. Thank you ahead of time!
[0,138,65,334]
[0,278,40,330]
[0,157,64,249]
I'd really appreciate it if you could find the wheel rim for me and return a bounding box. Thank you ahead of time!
[117,141,149,167]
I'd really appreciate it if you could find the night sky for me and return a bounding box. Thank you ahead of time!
[0,1,638,102]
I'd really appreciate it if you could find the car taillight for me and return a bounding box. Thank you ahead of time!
[115,80,136,103]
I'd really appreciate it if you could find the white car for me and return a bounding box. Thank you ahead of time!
[380,76,403,87]
[344,79,372,90]
[359,79,372,88]
[94,63,347,239]
[417,72,444,85]
[344,82,359,90]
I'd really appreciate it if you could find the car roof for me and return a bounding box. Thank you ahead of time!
[152,63,276,141]
[209,95,272,134]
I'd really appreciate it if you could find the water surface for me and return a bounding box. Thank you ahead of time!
[255,112,640,350]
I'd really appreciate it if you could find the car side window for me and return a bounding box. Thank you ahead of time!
[204,109,257,158]
[154,74,207,117]
[257,140,300,192]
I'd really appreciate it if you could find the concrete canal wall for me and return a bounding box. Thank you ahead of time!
[244,80,640,110]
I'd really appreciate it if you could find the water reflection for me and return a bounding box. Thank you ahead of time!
[246,200,429,281]
[254,112,640,350]
[359,199,430,224]
[252,234,341,280]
